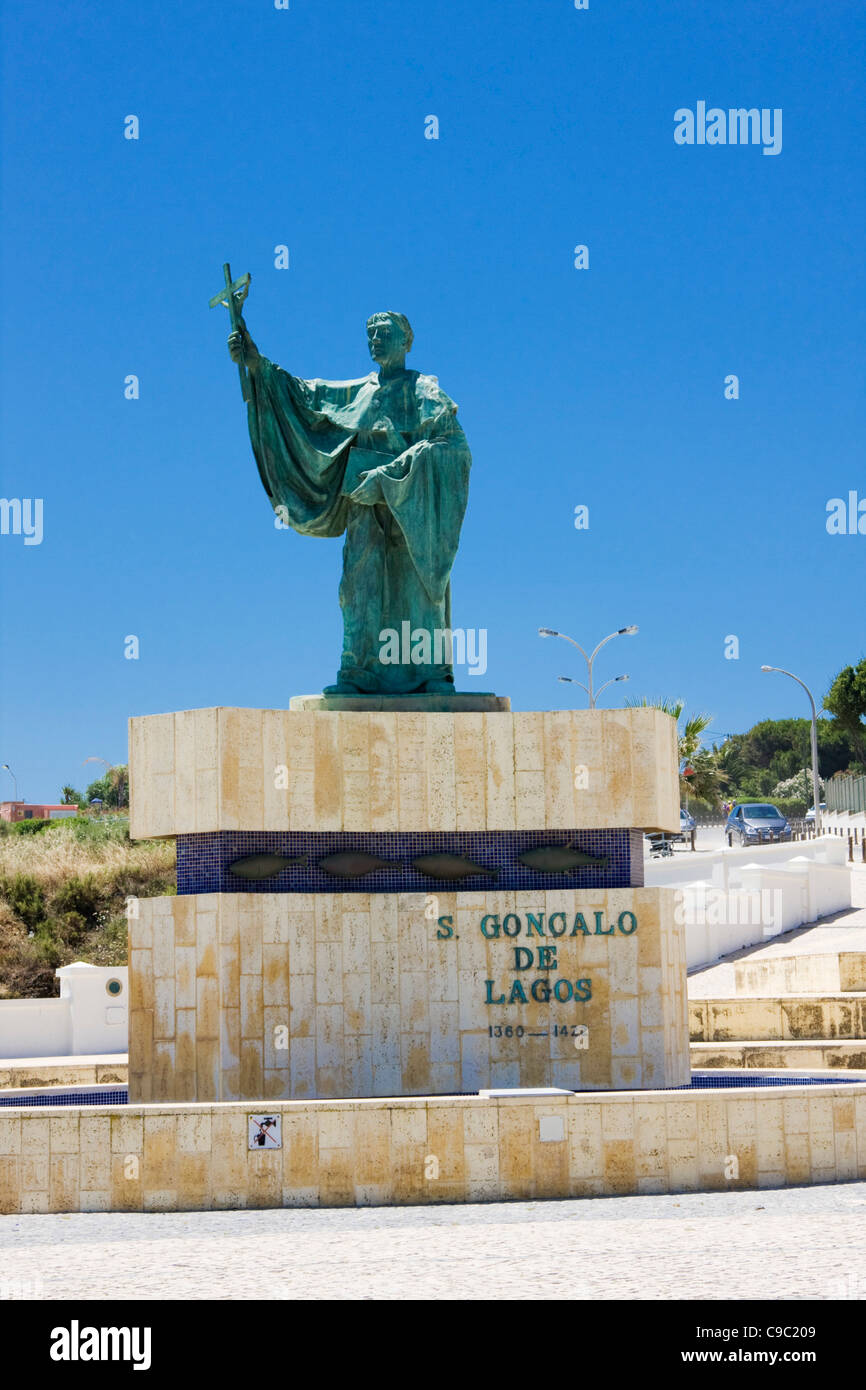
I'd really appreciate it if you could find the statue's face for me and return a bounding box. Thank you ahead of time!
[367,317,405,367]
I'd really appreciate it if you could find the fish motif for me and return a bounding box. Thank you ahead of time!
[228,853,308,880]
[518,843,610,873]
[318,852,400,878]
[412,853,498,880]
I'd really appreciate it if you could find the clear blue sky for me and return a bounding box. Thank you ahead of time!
[1,0,863,803]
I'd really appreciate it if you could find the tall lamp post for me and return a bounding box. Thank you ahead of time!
[539,626,638,708]
[1,763,18,803]
[760,665,822,836]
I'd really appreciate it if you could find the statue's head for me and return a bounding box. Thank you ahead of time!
[367,311,413,369]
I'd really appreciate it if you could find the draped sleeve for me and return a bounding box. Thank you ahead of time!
[246,358,366,538]
[372,377,472,604]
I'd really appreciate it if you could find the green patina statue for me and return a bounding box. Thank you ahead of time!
[222,279,471,696]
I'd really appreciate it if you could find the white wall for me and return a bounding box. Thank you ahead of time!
[824,810,866,835]
[0,998,71,1059]
[0,963,128,1060]
[58,962,128,1056]
[645,836,853,970]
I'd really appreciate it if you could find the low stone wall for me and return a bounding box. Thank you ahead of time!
[0,1058,128,1090]
[690,995,866,1043]
[736,951,866,996]
[0,1084,864,1213]
[693,1044,866,1069]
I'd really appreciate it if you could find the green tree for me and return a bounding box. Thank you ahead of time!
[85,765,129,810]
[713,738,753,793]
[716,718,855,797]
[824,660,866,766]
[60,786,85,807]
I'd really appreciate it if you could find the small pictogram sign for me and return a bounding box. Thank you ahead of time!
[248,1114,282,1149]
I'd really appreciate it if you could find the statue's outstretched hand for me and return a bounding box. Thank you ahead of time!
[227,316,260,372]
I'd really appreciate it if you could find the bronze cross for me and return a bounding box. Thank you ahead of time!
[209,261,252,401]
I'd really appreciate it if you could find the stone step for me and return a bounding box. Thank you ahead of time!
[689,994,866,1042]
[734,951,866,996]
[691,1039,866,1070]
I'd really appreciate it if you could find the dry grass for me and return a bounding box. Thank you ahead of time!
[0,830,174,893]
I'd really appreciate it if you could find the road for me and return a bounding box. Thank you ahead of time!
[1,1182,865,1300]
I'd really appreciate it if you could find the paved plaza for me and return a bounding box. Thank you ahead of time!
[1,1182,865,1301]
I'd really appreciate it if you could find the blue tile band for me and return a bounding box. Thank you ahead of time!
[176,828,645,895]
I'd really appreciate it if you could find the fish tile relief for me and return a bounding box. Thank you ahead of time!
[177,829,644,894]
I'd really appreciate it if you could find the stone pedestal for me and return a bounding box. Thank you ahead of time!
[128,705,688,1102]
[129,887,688,1102]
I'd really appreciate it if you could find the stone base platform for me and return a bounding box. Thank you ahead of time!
[128,705,680,840]
[1,1081,865,1213]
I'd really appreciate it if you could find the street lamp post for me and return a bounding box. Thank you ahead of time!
[760,665,822,836]
[539,626,638,708]
[1,763,18,803]
[558,673,630,704]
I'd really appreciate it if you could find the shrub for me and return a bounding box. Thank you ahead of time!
[83,912,128,966]
[31,924,65,973]
[55,911,89,947]
[772,770,825,803]
[63,816,131,847]
[0,872,47,930]
[51,873,105,926]
[102,863,175,902]
[0,911,57,997]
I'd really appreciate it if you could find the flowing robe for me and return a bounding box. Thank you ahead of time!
[247,359,472,692]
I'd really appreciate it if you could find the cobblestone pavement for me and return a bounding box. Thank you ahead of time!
[1,1183,865,1300]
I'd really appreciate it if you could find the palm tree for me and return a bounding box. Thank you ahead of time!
[713,738,747,790]
[108,764,128,809]
[625,697,727,808]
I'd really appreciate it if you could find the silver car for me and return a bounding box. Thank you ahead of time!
[725,802,792,847]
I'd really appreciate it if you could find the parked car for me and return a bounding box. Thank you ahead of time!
[725,802,792,847]
[804,803,827,824]
[679,807,696,836]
